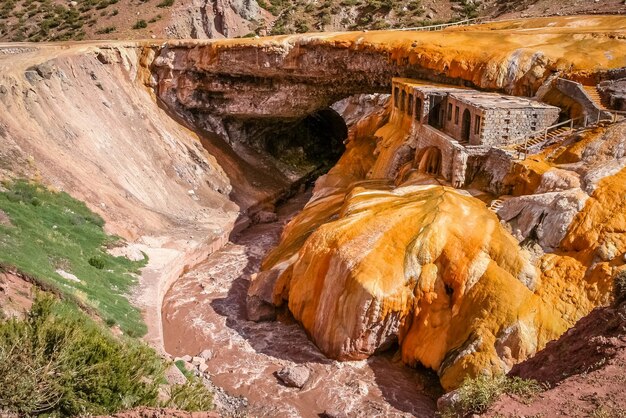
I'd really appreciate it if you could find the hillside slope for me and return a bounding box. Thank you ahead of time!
[1,0,625,42]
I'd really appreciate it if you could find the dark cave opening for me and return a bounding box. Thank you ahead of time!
[263,107,348,177]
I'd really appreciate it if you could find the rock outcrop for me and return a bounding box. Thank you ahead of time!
[242,18,626,390]
[166,0,273,39]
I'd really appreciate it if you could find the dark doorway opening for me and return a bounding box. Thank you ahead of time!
[461,109,471,142]
[428,95,445,128]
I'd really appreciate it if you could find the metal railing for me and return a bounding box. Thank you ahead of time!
[512,116,583,159]
[595,109,626,124]
[397,18,482,32]
[512,110,626,160]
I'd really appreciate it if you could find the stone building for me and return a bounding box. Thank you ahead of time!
[390,78,561,187]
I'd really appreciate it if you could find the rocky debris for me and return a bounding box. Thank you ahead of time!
[436,390,461,415]
[107,244,146,262]
[0,209,11,226]
[251,210,278,224]
[276,365,310,388]
[246,270,280,322]
[24,63,56,84]
[164,363,187,385]
[55,269,81,283]
[199,349,213,361]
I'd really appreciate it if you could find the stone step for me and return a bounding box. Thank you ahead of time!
[583,85,609,110]
[488,199,504,212]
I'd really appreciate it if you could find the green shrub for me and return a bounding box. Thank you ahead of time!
[441,374,541,417]
[0,294,161,415]
[0,294,213,415]
[132,19,148,29]
[157,0,175,7]
[164,380,213,411]
[88,256,105,269]
[95,25,116,34]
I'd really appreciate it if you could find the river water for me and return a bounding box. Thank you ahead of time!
[162,190,441,417]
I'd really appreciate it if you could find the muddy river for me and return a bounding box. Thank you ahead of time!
[162,191,441,417]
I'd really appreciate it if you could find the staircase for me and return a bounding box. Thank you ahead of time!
[583,85,609,110]
[488,198,505,213]
[514,126,570,153]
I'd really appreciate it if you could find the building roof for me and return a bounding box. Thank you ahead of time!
[392,78,558,111]
[448,91,559,110]
[393,78,469,93]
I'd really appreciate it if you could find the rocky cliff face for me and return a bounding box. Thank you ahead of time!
[166,0,273,39]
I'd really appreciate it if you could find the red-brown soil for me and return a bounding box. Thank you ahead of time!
[485,301,626,417]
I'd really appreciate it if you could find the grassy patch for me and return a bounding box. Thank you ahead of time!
[441,374,542,417]
[0,293,212,416]
[0,180,147,336]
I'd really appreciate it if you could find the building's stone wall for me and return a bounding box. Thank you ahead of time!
[442,97,485,145]
[413,125,465,182]
[390,78,559,187]
[478,107,559,146]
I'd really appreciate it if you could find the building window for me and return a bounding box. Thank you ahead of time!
[474,115,481,135]
[401,90,407,112]
[408,94,414,116]
[447,103,453,121]
[455,106,459,124]
[394,87,399,108]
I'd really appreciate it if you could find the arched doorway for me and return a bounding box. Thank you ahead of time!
[428,95,445,128]
[416,147,442,176]
[461,109,471,142]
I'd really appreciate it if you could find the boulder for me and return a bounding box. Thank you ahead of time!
[253,210,278,224]
[164,364,187,385]
[437,390,461,416]
[199,349,213,361]
[276,365,310,388]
